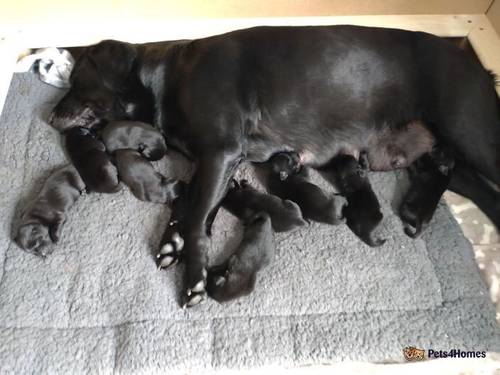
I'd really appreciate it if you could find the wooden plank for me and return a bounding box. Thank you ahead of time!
[0,0,492,26]
[7,14,483,49]
[468,15,500,95]
[486,0,500,36]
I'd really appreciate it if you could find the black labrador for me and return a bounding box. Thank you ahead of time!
[51,26,500,307]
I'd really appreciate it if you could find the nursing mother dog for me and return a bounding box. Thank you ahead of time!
[51,26,500,308]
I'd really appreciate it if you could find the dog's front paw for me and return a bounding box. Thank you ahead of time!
[156,225,184,269]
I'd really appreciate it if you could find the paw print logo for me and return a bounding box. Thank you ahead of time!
[403,346,426,361]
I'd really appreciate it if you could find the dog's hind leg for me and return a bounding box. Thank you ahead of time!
[164,149,242,308]
[448,160,500,230]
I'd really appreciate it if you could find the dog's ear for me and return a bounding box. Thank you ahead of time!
[87,40,137,91]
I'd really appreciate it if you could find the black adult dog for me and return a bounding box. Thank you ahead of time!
[51,26,500,307]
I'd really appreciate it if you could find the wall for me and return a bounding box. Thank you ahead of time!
[487,0,500,35]
[0,0,493,28]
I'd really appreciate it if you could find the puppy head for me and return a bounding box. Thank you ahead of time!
[270,152,301,180]
[50,40,141,131]
[431,148,455,176]
[65,126,106,153]
[332,155,365,192]
[140,142,167,161]
[14,222,54,257]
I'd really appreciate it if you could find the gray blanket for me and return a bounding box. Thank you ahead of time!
[0,74,498,373]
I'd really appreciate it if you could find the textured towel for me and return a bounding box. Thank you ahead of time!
[0,73,498,373]
[15,48,74,89]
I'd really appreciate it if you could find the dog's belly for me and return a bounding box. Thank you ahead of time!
[245,121,369,167]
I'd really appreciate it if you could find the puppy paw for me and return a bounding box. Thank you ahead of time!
[156,227,184,269]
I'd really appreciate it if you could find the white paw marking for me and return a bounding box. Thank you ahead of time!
[160,243,174,255]
[158,256,174,269]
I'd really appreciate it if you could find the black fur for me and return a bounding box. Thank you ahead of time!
[206,212,275,303]
[14,165,85,256]
[221,179,306,232]
[327,153,386,247]
[65,126,120,193]
[51,26,500,306]
[265,153,343,225]
[114,149,184,204]
[267,151,302,181]
[400,149,455,238]
[100,120,167,161]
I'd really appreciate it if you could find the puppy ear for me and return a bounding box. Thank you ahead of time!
[87,40,137,91]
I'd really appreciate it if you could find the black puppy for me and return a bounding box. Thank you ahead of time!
[206,212,275,304]
[101,120,167,161]
[266,153,343,225]
[15,165,85,257]
[114,149,184,204]
[328,153,386,247]
[268,151,302,181]
[65,126,120,193]
[222,179,306,232]
[400,149,455,238]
